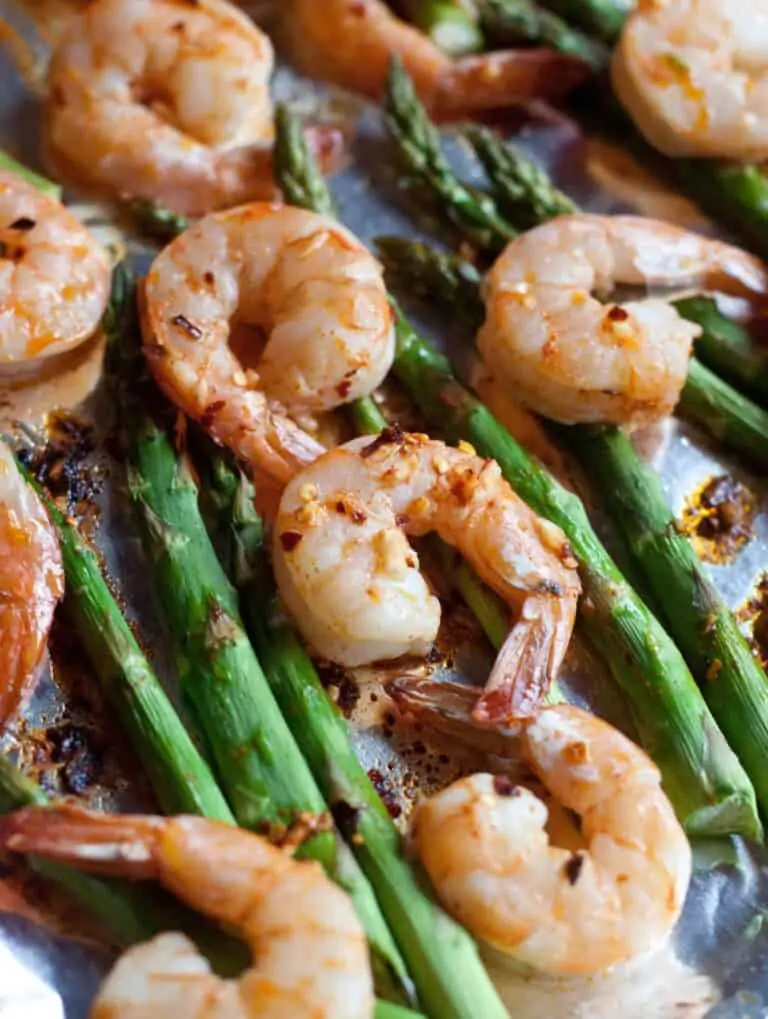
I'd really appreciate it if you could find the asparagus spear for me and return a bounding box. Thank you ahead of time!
[0,755,245,974]
[538,0,627,43]
[129,199,190,241]
[109,267,413,1005]
[674,295,768,407]
[16,457,234,823]
[569,424,768,815]
[384,60,516,253]
[474,0,608,69]
[273,92,760,838]
[0,150,62,199]
[396,0,484,55]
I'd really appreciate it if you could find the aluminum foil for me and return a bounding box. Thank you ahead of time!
[2,3,768,1016]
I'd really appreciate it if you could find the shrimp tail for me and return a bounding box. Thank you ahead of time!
[434,50,590,118]
[0,805,164,880]
[389,675,521,756]
[473,593,577,724]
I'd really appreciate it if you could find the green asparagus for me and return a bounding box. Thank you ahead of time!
[475,0,608,69]
[539,0,627,43]
[569,424,768,816]
[108,265,413,1005]
[16,398,233,820]
[396,0,484,54]
[274,87,760,838]
[385,58,516,253]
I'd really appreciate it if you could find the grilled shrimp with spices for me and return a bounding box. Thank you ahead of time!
[45,0,340,216]
[283,0,589,118]
[394,679,692,975]
[0,441,63,730]
[0,170,110,371]
[141,202,395,488]
[0,806,374,1019]
[273,429,580,723]
[613,0,768,160]
[479,213,768,428]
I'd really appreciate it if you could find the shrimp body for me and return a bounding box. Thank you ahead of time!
[0,441,64,729]
[284,0,588,118]
[273,430,580,722]
[0,807,373,1019]
[0,171,110,369]
[47,0,281,215]
[613,0,768,160]
[411,704,692,975]
[479,213,768,428]
[142,202,395,486]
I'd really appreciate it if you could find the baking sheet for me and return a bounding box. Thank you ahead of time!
[2,2,768,1016]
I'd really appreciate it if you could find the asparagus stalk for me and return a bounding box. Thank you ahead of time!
[0,755,246,974]
[109,267,413,1005]
[674,295,768,407]
[129,199,190,241]
[538,0,627,43]
[0,151,62,199]
[474,0,608,69]
[396,0,484,55]
[274,90,760,837]
[385,58,516,253]
[569,424,768,815]
[15,464,233,822]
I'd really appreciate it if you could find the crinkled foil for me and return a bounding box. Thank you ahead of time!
[2,3,768,1017]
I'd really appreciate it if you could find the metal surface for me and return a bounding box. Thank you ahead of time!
[2,3,768,1016]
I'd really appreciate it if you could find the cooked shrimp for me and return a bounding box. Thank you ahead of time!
[0,170,110,370]
[407,697,692,975]
[0,806,374,1019]
[0,441,63,729]
[283,0,589,118]
[479,213,768,428]
[613,0,768,160]
[141,202,395,486]
[45,0,341,216]
[273,429,580,722]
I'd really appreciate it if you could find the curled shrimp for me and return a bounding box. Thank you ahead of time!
[141,202,395,487]
[479,213,768,428]
[45,0,341,216]
[0,806,374,1019]
[283,0,589,118]
[613,0,768,160]
[273,429,581,723]
[392,678,692,975]
[0,441,64,729]
[0,170,110,372]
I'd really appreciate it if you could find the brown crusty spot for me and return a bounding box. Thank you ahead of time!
[563,852,585,885]
[9,217,35,231]
[361,423,404,458]
[171,313,203,339]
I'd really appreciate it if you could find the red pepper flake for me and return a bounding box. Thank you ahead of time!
[350,508,367,525]
[395,513,409,527]
[607,305,629,322]
[200,400,225,429]
[279,530,304,552]
[171,313,203,339]
[335,500,347,515]
[203,271,215,286]
[493,774,520,797]
[335,379,352,399]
